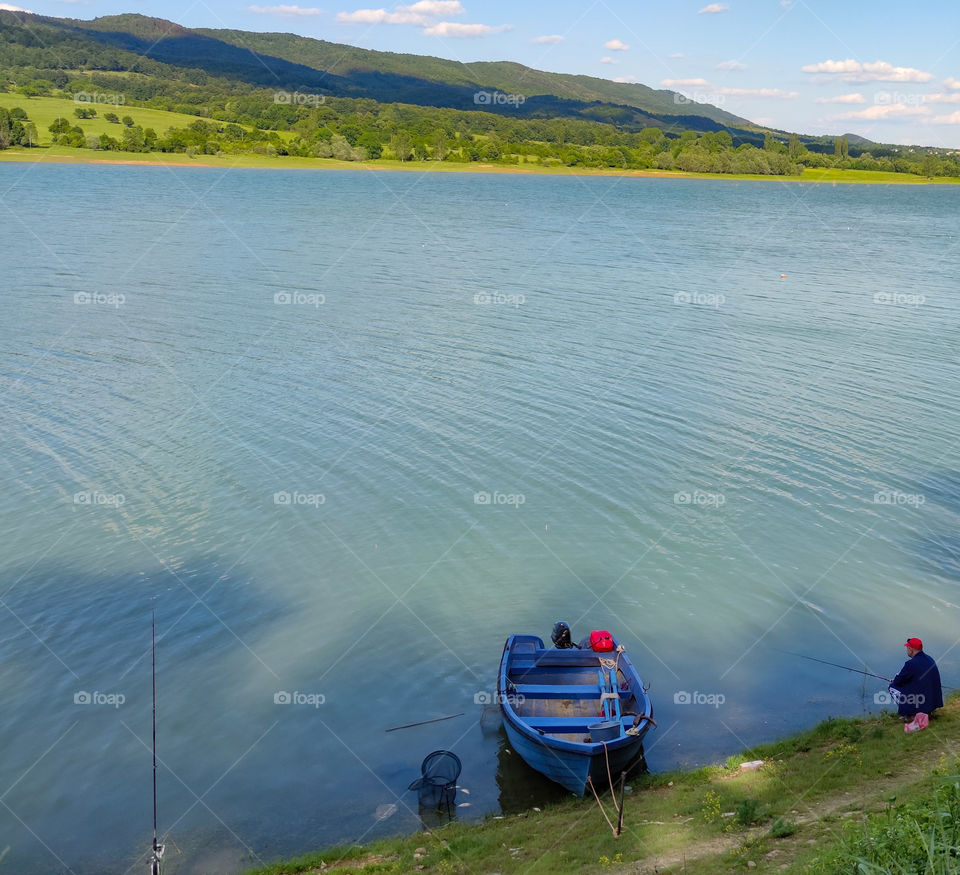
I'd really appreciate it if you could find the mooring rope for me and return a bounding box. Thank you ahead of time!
[598,645,625,675]
[586,741,621,838]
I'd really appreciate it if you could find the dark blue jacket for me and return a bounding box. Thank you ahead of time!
[891,651,943,717]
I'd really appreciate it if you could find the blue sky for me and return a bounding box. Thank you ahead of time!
[5,0,960,147]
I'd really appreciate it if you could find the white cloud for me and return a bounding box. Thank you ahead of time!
[424,21,509,36]
[604,39,629,51]
[531,34,563,44]
[662,77,710,87]
[600,57,615,64]
[613,76,639,84]
[662,77,795,98]
[931,110,960,124]
[698,3,728,12]
[814,92,865,104]
[338,9,392,22]
[0,2,33,9]
[669,52,684,59]
[837,103,931,120]
[408,0,463,12]
[249,4,321,14]
[716,86,797,98]
[802,59,859,74]
[338,1,464,25]
[802,58,933,83]
[716,60,745,71]
[923,93,960,104]
[945,77,960,90]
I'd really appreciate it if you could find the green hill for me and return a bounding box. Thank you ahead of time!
[195,26,750,128]
[0,10,753,136]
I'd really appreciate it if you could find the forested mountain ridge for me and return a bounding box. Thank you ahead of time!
[0,11,753,133]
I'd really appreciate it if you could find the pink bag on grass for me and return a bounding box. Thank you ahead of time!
[905,713,929,733]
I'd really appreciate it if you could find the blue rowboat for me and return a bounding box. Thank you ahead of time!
[497,633,654,796]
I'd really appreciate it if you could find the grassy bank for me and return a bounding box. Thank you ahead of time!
[0,92,208,142]
[2,145,960,184]
[246,697,960,874]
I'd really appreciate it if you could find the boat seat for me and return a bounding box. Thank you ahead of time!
[512,650,611,669]
[510,683,621,699]
[523,716,634,731]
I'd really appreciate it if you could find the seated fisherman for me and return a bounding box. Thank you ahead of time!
[890,637,943,720]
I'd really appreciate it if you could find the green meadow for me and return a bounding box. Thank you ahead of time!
[0,93,208,144]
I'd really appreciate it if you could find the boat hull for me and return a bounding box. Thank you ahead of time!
[502,714,646,795]
[498,633,653,796]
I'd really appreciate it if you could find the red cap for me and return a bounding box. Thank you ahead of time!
[904,637,923,650]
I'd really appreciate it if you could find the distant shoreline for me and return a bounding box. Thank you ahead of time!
[2,147,959,184]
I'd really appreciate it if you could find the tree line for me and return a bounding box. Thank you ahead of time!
[2,77,958,178]
[0,105,38,147]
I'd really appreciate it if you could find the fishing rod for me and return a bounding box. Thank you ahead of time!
[778,650,891,683]
[149,607,164,875]
[779,649,960,692]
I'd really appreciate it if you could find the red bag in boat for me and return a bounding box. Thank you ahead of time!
[589,630,614,652]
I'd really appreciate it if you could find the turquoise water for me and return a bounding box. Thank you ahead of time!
[1,164,959,873]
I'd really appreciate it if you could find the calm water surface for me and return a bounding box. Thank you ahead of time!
[1,165,959,872]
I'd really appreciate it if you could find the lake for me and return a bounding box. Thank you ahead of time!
[1,164,958,873]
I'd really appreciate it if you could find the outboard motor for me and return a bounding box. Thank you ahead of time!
[551,621,575,649]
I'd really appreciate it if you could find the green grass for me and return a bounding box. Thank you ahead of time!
[0,145,324,168]
[797,167,960,184]
[0,93,209,143]
[4,145,960,185]
[817,776,960,872]
[241,699,960,874]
